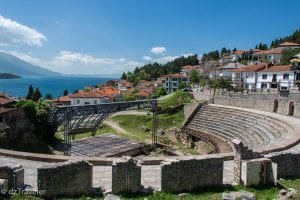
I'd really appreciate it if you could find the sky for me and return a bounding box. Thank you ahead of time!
[0,0,299,77]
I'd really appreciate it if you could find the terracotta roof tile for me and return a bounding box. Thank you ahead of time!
[230,64,268,72]
[259,65,292,72]
[279,42,300,47]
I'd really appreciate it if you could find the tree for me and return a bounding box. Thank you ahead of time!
[156,87,167,97]
[200,79,207,89]
[281,48,300,65]
[208,78,231,102]
[32,88,42,102]
[45,93,53,100]
[232,47,237,53]
[121,72,127,80]
[26,85,34,100]
[190,70,199,84]
[63,90,69,96]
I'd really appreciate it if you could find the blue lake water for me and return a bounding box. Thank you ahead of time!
[0,76,113,98]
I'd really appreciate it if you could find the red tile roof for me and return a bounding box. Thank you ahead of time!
[70,87,120,98]
[0,93,15,106]
[182,65,201,70]
[259,65,292,72]
[161,73,188,78]
[253,48,282,55]
[230,64,269,72]
[135,90,151,97]
[234,50,245,55]
[279,42,300,47]
[53,95,71,102]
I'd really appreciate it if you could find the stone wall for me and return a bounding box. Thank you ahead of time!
[265,151,300,178]
[213,95,300,118]
[0,164,24,189]
[183,102,199,120]
[160,155,224,193]
[37,160,93,198]
[112,157,141,194]
[241,158,277,187]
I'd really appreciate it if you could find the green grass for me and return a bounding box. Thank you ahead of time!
[54,124,117,141]
[110,110,185,143]
[7,179,300,200]
[158,91,192,109]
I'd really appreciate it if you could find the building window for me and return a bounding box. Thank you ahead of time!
[94,100,98,104]
[262,74,267,79]
[261,83,268,88]
[85,102,90,105]
[173,82,177,87]
[76,99,80,104]
[182,78,187,82]
[0,116,3,123]
[283,74,289,80]
[172,78,178,81]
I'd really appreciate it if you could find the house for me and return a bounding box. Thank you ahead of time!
[230,63,268,90]
[70,87,121,106]
[291,53,300,87]
[220,50,245,65]
[52,95,71,106]
[257,65,295,91]
[278,42,300,49]
[252,48,283,64]
[161,73,190,93]
[118,80,133,91]
[134,90,152,100]
[210,62,245,80]
[181,65,210,78]
[0,93,15,108]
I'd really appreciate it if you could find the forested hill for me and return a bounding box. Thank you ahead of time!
[121,54,199,82]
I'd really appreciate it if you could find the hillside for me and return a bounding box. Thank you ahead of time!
[0,52,60,77]
[0,73,21,79]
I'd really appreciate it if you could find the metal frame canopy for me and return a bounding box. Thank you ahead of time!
[49,100,158,155]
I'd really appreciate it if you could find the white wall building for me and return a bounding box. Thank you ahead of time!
[161,74,190,93]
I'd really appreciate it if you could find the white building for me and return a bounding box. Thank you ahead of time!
[257,65,295,91]
[210,62,245,80]
[161,73,190,93]
[70,87,121,106]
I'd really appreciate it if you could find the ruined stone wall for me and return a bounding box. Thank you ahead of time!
[37,160,92,198]
[213,95,300,118]
[265,151,300,179]
[161,155,224,193]
[0,164,24,189]
[183,102,199,120]
[112,157,141,194]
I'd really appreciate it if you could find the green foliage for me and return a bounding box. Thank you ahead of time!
[17,100,54,142]
[158,91,191,109]
[200,79,207,88]
[190,69,199,84]
[201,50,220,62]
[270,29,300,48]
[45,93,53,100]
[26,85,34,100]
[255,42,268,50]
[281,48,300,65]
[121,54,199,82]
[208,78,231,90]
[63,89,69,96]
[178,82,190,90]
[156,86,167,97]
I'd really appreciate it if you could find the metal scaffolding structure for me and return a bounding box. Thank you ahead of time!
[48,100,158,155]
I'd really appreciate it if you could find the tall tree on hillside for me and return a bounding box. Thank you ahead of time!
[190,70,200,84]
[32,88,42,102]
[26,85,34,100]
[121,72,127,80]
[63,90,69,96]
[232,47,237,53]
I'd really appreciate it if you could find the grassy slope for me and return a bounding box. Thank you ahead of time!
[158,91,192,109]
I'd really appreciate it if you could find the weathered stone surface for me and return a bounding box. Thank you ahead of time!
[0,164,24,189]
[222,191,256,200]
[265,151,300,179]
[104,194,121,200]
[0,179,8,194]
[111,156,141,194]
[161,155,224,193]
[241,158,277,187]
[37,160,93,198]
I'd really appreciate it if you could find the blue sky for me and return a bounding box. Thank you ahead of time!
[0,0,299,76]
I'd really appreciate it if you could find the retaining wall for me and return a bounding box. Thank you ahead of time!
[161,154,224,192]
[0,164,24,189]
[37,160,93,198]
[265,151,300,179]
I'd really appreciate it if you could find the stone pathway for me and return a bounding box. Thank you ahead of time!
[0,156,235,191]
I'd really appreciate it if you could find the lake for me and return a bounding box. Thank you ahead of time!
[0,76,114,98]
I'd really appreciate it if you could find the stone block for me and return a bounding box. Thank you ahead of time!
[0,179,8,195]
[0,164,24,189]
[241,158,277,187]
[161,156,224,193]
[111,156,141,194]
[38,160,93,198]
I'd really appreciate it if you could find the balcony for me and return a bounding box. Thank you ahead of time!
[232,78,244,83]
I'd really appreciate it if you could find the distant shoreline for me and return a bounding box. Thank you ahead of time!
[0,73,22,79]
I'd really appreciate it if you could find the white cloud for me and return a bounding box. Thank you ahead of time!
[0,15,46,47]
[156,56,178,64]
[142,56,152,61]
[181,53,194,57]
[10,51,143,76]
[150,46,166,54]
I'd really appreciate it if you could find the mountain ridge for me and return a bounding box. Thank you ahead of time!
[0,52,60,77]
